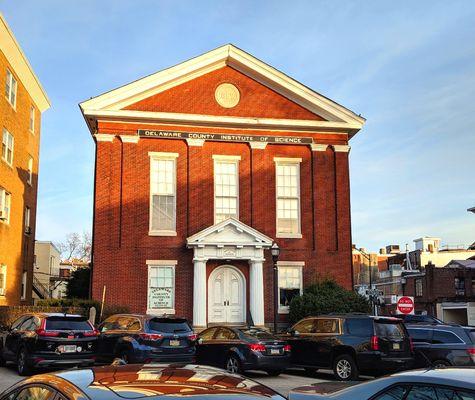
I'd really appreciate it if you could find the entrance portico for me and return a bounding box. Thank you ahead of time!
[187,218,273,328]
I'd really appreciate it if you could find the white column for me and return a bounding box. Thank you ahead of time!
[193,259,207,328]
[249,259,265,327]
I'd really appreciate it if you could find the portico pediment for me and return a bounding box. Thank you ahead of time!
[187,218,272,249]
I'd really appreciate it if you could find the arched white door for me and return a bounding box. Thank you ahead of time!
[208,266,245,324]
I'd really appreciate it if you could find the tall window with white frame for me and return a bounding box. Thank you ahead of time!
[147,264,175,314]
[214,155,239,223]
[278,263,303,313]
[149,153,178,235]
[24,206,31,234]
[29,106,35,134]
[5,69,17,107]
[275,158,301,237]
[0,188,11,224]
[21,271,27,300]
[0,264,6,296]
[27,156,33,185]
[2,128,14,166]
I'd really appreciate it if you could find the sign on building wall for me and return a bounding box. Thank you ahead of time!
[138,129,314,145]
[148,287,173,309]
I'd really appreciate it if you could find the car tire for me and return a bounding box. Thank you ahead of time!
[17,347,32,376]
[266,369,283,377]
[225,354,242,374]
[333,354,358,381]
[432,359,450,368]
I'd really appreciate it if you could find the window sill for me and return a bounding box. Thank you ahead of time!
[147,308,175,315]
[278,307,290,314]
[149,230,177,237]
[1,159,14,169]
[5,96,16,111]
[276,233,302,239]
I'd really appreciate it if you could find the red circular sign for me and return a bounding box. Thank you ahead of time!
[397,296,414,314]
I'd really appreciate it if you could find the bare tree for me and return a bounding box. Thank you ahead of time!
[56,232,92,262]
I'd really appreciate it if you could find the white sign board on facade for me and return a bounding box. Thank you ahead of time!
[149,287,173,309]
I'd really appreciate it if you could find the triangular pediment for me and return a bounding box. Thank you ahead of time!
[187,218,273,248]
[79,44,365,136]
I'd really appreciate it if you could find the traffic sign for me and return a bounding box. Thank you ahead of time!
[396,296,415,315]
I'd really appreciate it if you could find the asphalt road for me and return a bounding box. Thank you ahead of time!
[0,365,340,396]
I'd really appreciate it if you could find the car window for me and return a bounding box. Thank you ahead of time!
[315,318,339,334]
[292,319,315,334]
[45,317,92,331]
[11,316,28,330]
[198,327,218,340]
[148,318,192,333]
[375,322,405,339]
[100,316,119,332]
[19,317,36,331]
[346,318,373,336]
[408,328,432,343]
[464,329,475,344]
[406,385,436,400]
[456,390,475,400]
[116,317,141,331]
[432,330,463,344]
[14,386,56,400]
[373,385,408,399]
[215,328,237,340]
[239,328,275,340]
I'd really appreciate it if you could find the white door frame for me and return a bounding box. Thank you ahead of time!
[208,265,246,325]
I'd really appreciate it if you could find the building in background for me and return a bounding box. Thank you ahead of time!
[81,44,365,329]
[0,14,50,305]
[33,241,60,300]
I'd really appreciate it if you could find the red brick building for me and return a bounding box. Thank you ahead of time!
[80,45,365,328]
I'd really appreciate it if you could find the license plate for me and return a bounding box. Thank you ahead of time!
[270,349,281,355]
[58,345,77,353]
[169,340,180,346]
[393,343,400,350]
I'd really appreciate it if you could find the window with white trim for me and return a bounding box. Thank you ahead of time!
[278,264,303,313]
[29,106,35,133]
[2,128,14,166]
[147,264,175,313]
[24,206,30,233]
[0,265,6,296]
[149,153,177,235]
[5,69,17,107]
[0,188,11,224]
[214,156,239,223]
[27,156,33,185]
[275,159,301,236]
[21,271,27,300]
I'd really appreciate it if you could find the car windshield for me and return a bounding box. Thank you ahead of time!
[375,321,405,339]
[45,317,92,331]
[239,328,275,339]
[148,318,191,333]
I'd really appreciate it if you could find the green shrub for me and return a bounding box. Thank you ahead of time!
[289,277,371,324]
[37,298,100,310]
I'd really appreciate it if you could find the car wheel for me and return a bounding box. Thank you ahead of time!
[333,354,358,381]
[432,359,450,368]
[17,347,32,376]
[266,369,283,377]
[225,355,242,374]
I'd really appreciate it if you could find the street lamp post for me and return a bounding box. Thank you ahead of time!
[271,242,280,334]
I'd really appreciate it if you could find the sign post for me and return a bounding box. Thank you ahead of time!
[396,296,415,315]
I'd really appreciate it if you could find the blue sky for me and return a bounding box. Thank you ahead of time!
[3,1,475,252]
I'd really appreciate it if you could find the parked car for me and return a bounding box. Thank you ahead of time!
[283,314,414,380]
[196,326,291,375]
[407,323,475,367]
[289,367,475,400]
[396,314,443,324]
[0,313,98,376]
[95,314,196,364]
[0,363,286,400]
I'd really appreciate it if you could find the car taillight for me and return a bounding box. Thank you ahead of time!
[139,333,163,341]
[370,335,379,351]
[249,343,266,352]
[284,344,291,352]
[84,329,100,337]
[188,333,198,341]
[467,348,475,363]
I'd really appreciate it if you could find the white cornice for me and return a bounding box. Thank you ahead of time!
[249,142,268,149]
[311,144,328,152]
[119,135,139,143]
[0,14,50,112]
[333,145,351,153]
[94,134,115,142]
[148,151,179,159]
[186,138,205,147]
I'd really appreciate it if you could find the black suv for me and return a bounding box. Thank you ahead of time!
[407,323,475,368]
[95,314,196,364]
[284,314,414,380]
[0,313,98,375]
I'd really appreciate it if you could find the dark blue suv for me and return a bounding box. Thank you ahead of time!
[95,314,196,364]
